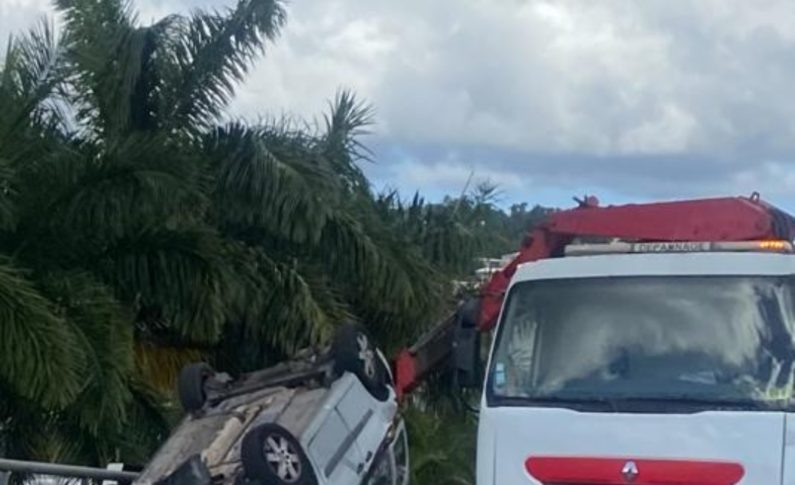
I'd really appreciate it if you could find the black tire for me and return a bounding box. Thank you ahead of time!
[241,424,316,485]
[331,324,390,401]
[178,362,214,413]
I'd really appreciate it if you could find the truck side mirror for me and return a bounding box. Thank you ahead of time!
[453,298,483,389]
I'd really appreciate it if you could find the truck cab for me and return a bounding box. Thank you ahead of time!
[477,243,795,485]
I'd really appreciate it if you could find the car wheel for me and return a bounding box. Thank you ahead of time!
[332,323,390,401]
[177,362,214,414]
[241,424,316,485]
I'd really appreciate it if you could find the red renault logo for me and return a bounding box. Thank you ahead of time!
[621,461,639,482]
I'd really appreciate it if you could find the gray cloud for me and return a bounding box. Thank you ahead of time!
[6,0,795,206]
[227,0,795,205]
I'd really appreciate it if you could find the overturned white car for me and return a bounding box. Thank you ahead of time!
[134,324,409,485]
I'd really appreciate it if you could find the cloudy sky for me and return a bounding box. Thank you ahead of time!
[5,0,795,210]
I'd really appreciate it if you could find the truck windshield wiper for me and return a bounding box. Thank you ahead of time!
[492,395,623,411]
[491,394,791,413]
[611,395,791,411]
[613,396,771,410]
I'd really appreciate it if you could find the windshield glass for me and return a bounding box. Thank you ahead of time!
[487,276,795,411]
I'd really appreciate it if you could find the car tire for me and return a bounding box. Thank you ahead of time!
[241,424,317,485]
[332,323,390,401]
[177,362,214,414]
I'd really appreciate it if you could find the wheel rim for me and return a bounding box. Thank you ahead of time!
[263,434,302,483]
[357,334,376,379]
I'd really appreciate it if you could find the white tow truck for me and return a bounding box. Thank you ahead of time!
[393,194,795,485]
[481,246,795,484]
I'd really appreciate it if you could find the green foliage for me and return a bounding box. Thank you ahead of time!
[0,261,83,409]
[404,406,476,485]
[166,0,287,132]
[375,181,552,279]
[0,0,554,476]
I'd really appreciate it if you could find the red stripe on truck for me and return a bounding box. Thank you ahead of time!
[525,456,744,485]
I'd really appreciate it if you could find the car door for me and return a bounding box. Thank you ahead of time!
[334,376,382,472]
[306,377,367,485]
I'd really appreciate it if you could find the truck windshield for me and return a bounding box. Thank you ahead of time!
[487,276,795,411]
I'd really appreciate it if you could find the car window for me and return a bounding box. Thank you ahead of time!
[364,449,393,485]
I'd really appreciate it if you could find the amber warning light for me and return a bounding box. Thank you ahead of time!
[564,240,794,256]
[758,240,790,250]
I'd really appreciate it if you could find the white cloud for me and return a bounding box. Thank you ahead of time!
[0,0,52,41]
[617,104,697,155]
[232,0,795,201]
[7,0,795,206]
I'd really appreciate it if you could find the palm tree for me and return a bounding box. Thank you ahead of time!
[0,17,175,466]
[0,0,454,467]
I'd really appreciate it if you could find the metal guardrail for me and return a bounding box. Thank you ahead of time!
[0,459,139,483]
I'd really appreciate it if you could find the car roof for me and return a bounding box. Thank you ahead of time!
[511,252,795,283]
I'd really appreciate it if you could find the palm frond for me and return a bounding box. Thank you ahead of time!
[0,21,64,146]
[3,376,172,466]
[37,271,135,436]
[0,260,84,408]
[206,122,336,244]
[55,0,140,137]
[116,376,175,465]
[100,226,231,342]
[220,242,338,359]
[17,134,205,251]
[318,204,448,347]
[322,89,373,193]
[374,189,504,277]
[0,20,65,161]
[165,0,286,131]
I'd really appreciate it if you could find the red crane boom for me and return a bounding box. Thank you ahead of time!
[393,194,795,400]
